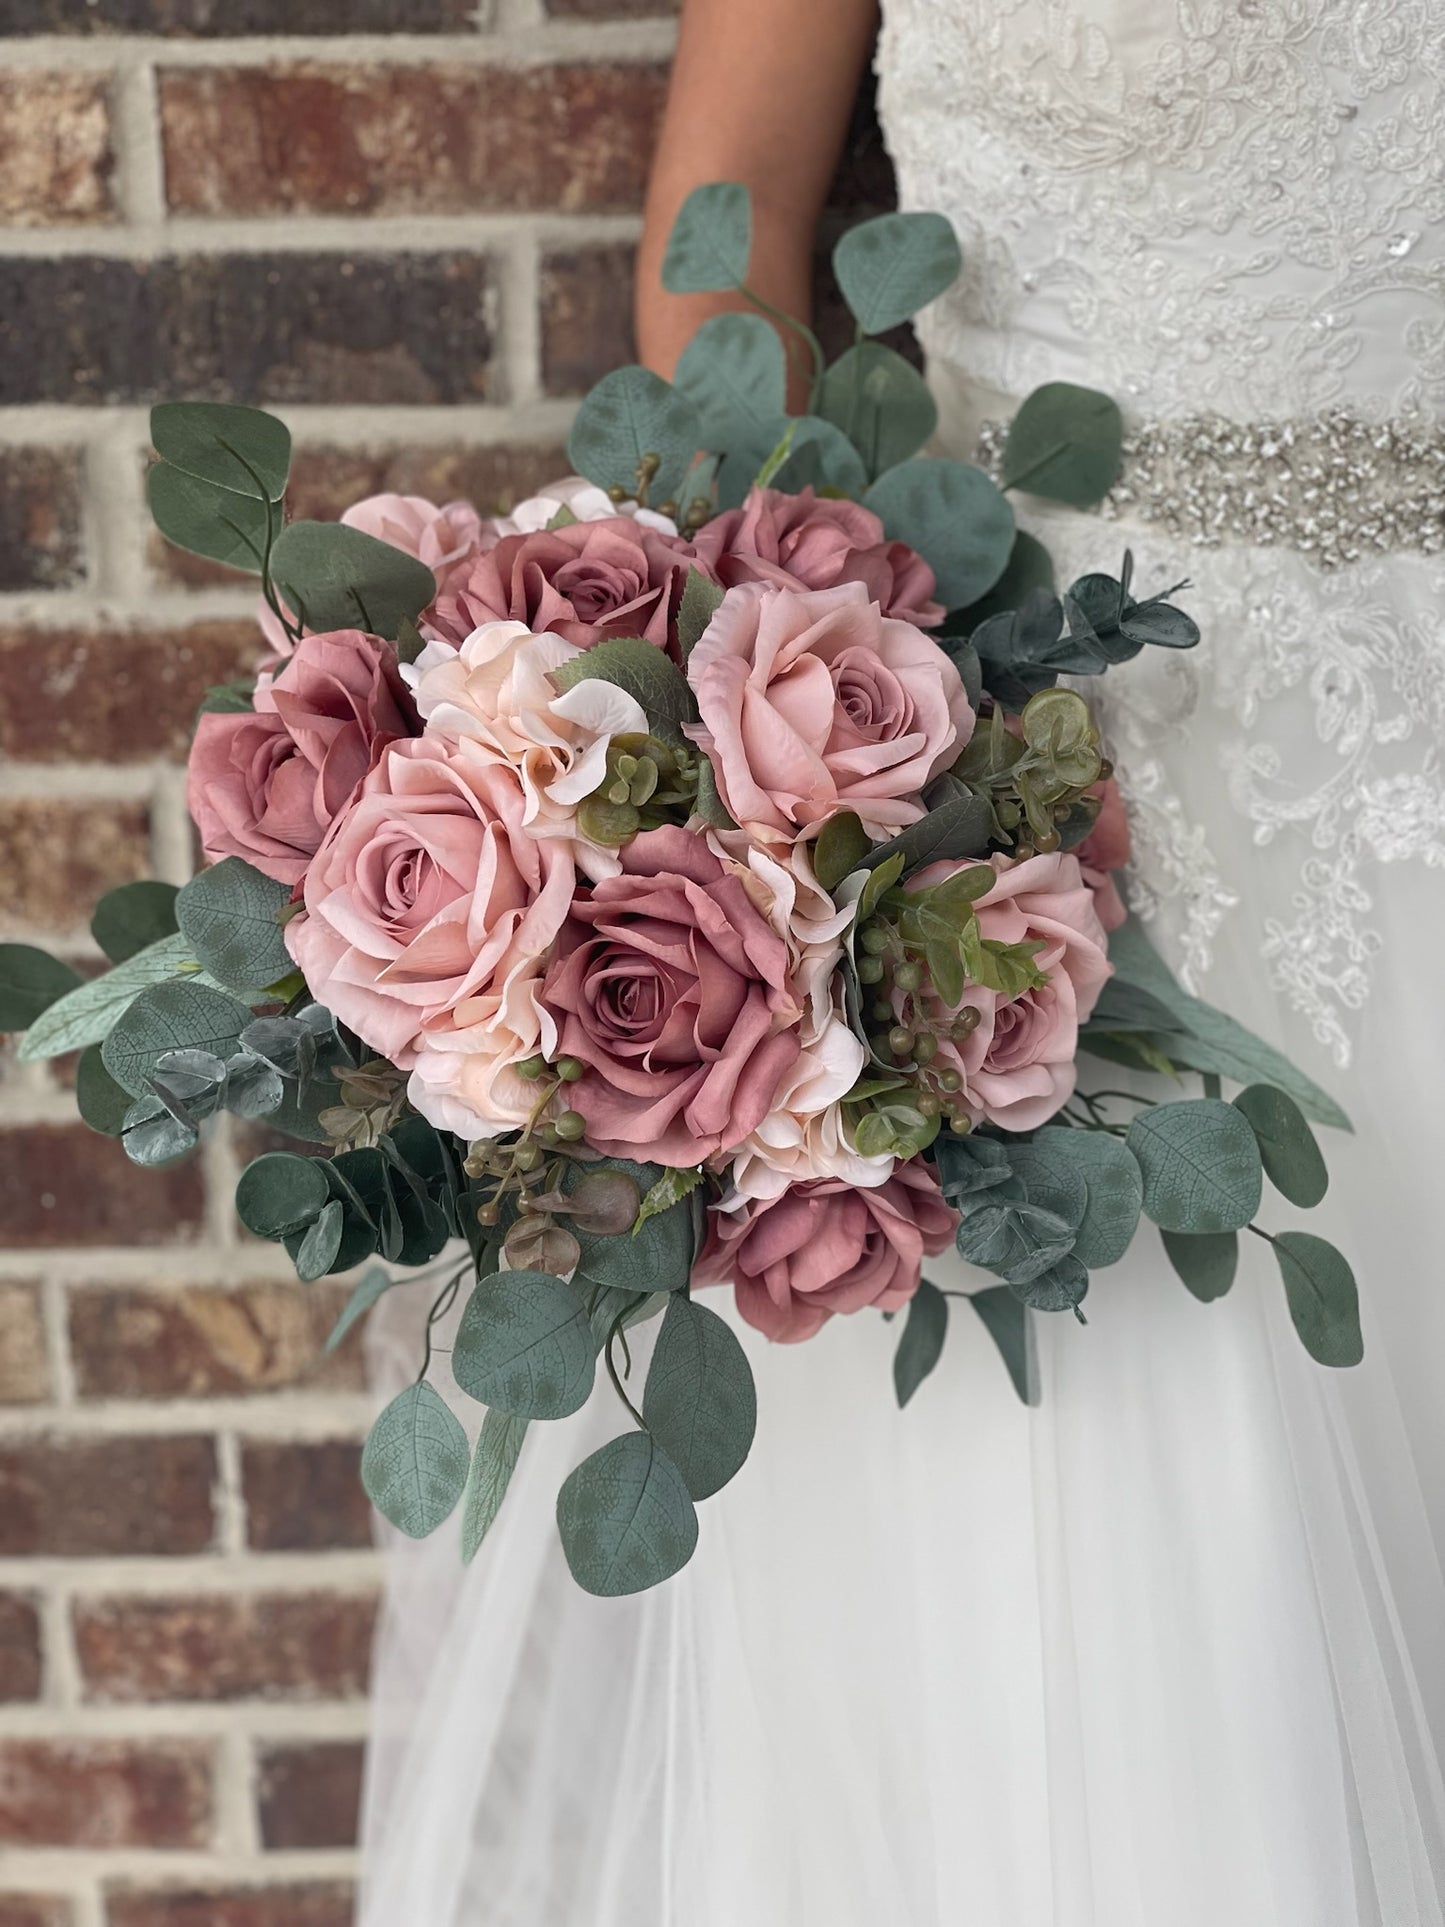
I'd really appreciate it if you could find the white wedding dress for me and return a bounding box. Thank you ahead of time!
[356,5,1445,1922]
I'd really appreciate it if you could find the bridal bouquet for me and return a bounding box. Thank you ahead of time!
[1,187,1360,1596]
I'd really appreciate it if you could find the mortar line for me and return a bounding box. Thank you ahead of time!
[0,25,678,69]
[0,209,641,258]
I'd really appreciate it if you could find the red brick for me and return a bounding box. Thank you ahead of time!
[69,1282,364,1402]
[0,1740,210,1849]
[255,1742,362,1850]
[0,1435,215,1558]
[0,1898,74,1927]
[0,450,85,592]
[0,1125,205,1249]
[547,0,677,12]
[541,244,636,398]
[0,624,262,764]
[0,74,114,228]
[241,1440,370,1553]
[0,1283,49,1405]
[0,802,151,938]
[160,64,666,219]
[105,1888,352,1927]
[0,1595,42,1703]
[7,0,470,24]
[75,1592,376,1704]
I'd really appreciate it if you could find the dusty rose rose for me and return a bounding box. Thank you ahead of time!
[341,493,486,602]
[691,486,944,627]
[687,581,974,841]
[426,518,705,654]
[909,852,1112,1132]
[1075,776,1131,932]
[538,825,802,1166]
[285,738,575,1084]
[187,630,414,887]
[697,1162,958,1343]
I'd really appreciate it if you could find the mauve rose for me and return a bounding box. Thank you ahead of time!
[538,825,802,1166]
[697,1162,958,1343]
[691,486,944,627]
[909,852,1112,1132]
[187,630,414,887]
[1075,775,1131,932]
[687,581,974,841]
[285,737,575,1076]
[426,518,705,654]
[341,492,486,603]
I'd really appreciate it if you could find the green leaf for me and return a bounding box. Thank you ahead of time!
[893,1278,948,1408]
[0,944,83,1032]
[634,1166,704,1233]
[1160,1228,1238,1302]
[661,181,751,293]
[674,312,787,451]
[860,786,994,875]
[550,633,699,735]
[235,1150,330,1239]
[1006,1142,1088,1235]
[677,567,724,659]
[1233,1084,1328,1209]
[1127,1099,1263,1234]
[92,881,179,965]
[813,810,873,891]
[864,458,1015,609]
[324,1264,393,1354]
[460,1407,529,1563]
[1030,1127,1143,1269]
[121,1094,199,1167]
[17,934,208,1063]
[575,1194,694,1297]
[452,1269,595,1421]
[954,1198,1076,1285]
[933,1131,1015,1201]
[294,1198,345,1282]
[1084,978,1185,1035]
[361,1381,470,1540]
[642,1295,757,1499]
[833,210,962,336]
[148,462,273,574]
[951,529,1056,629]
[102,979,252,1099]
[566,365,702,510]
[150,400,291,501]
[556,1431,699,1596]
[693,754,736,830]
[816,342,939,479]
[76,1043,131,1136]
[176,858,292,995]
[761,413,870,500]
[198,679,256,716]
[968,1286,1037,1403]
[269,520,437,642]
[1273,1232,1363,1368]
[1001,382,1125,507]
[1012,1252,1090,1313]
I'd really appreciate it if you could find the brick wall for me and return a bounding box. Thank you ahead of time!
[0,6,892,1923]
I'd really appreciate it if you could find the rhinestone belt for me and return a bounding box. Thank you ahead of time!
[976,409,1445,570]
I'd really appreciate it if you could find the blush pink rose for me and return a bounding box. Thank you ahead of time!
[538,825,802,1166]
[691,486,944,627]
[426,518,705,654]
[285,737,575,1071]
[697,1162,958,1343]
[1074,776,1131,932]
[909,852,1112,1132]
[341,493,486,603]
[687,581,974,841]
[187,630,415,887]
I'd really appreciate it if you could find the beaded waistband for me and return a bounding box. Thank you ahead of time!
[975,409,1445,570]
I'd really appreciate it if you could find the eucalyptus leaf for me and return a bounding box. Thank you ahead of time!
[1233,1084,1328,1209]
[642,1295,757,1500]
[0,944,82,1032]
[816,341,938,478]
[461,1407,529,1562]
[1031,1127,1143,1269]
[120,1094,199,1167]
[955,1198,1076,1285]
[361,1381,470,1539]
[968,1286,1037,1404]
[148,462,273,573]
[324,1264,394,1354]
[951,529,1056,630]
[693,754,736,830]
[1160,1228,1238,1302]
[893,1278,948,1408]
[1127,1099,1264,1234]
[932,1131,1015,1201]
[575,1194,694,1297]
[76,1043,131,1136]
[556,1431,699,1596]
[859,786,994,875]
[566,365,702,510]
[677,567,724,658]
[833,210,962,335]
[294,1198,345,1282]
[864,458,1015,609]
[221,1052,286,1121]
[1273,1231,1363,1368]
[17,933,208,1063]
[764,414,870,499]
[92,881,180,965]
[813,810,872,891]
[675,311,787,452]
[452,1269,595,1421]
[1084,978,1185,1035]
[235,1150,330,1239]
[1011,1253,1090,1314]
[198,679,256,717]
[269,520,437,642]
[176,858,292,995]
[151,399,291,500]
[102,979,252,1099]
[1001,382,1125,507]
[1006,1142,1088,1234]
[550,633,699,735]
[662,181,751,293]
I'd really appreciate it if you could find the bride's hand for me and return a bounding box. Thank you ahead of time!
[636,0,880,410]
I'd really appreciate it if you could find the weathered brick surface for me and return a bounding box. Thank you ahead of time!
[4,1,474,28]
[0,74,114,229]
[0,450,86,592]
[161,64,667,218]
[0,254,496,407]
[0,1436,215,1559]
[75,1593,377,1703]
[0,1740,211,1849]
[548,0,677,13]
[0,624,262,765]
[69,1282,364,1401]
[105,1888,354,1927]
[241,1440,370,1552]
[0,1283,50,1406]
[0,1897,74,1927]
[0,1596,43,1704]
[0,803,151,937]
[255,1741,363,1850]
[0,1124,206,1249]
[541,244,637,398]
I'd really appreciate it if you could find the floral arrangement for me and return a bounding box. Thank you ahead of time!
[0,187,1360,1597]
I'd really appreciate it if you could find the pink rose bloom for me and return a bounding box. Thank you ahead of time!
[188,630,414,887]
[285,737,575,1077]
[687,581,974,841]
[538,825,802,1166]
[1074,776,1131,932]
[341,493,486,603]
[691,486,944,627]
[426,518,705,654]
[697,1162,958,1343]
[909,852,1112,1132]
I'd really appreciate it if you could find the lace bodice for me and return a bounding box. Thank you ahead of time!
[876,0,1445,1066]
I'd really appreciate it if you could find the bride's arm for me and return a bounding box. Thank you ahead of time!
[636,0,879,401]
